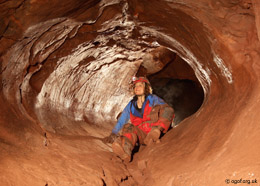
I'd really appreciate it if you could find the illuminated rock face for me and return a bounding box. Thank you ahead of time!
[1,0,260,185]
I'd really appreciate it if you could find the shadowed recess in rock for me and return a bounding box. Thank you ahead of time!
[0,0,260,185]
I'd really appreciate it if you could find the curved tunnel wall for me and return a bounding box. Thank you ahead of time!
[1,0,216,136]
[1,0,260,185]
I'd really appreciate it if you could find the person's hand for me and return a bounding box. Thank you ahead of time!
[103,133,117,143]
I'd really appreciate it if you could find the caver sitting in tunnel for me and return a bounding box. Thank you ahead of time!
[103,77,175,162]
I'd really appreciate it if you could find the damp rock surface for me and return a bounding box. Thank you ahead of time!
[1,0,260,185]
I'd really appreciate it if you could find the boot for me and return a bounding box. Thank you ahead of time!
[144,127,161,146]
[112,136,133,162]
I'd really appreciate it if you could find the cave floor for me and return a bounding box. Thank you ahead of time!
[0,129,153,186]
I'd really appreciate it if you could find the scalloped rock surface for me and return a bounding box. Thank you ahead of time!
[1,0,260,185]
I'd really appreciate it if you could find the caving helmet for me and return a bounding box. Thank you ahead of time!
[132,76,150,85]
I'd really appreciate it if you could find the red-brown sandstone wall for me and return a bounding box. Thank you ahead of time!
[0,0,260,185]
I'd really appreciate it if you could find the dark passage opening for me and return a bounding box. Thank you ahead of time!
[150,78,204,126]
[147,54,204,126]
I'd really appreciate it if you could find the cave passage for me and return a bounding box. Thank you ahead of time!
[145,52,205,126]
[1,0,260,185]
[151,78,204,126]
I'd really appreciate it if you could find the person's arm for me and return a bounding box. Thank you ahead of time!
[112,101,131,134]
[103,101,131,143]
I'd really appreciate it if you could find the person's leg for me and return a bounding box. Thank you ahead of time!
[112,123,138,162]
[112,136,133,162]
[122,123,138,146]
[144,105,174,145]
[143,127,161,145]
[154,105,175,132]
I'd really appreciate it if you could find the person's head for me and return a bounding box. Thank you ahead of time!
[132,77,152,96]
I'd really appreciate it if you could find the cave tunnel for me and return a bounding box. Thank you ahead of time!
[145,53,204,126]
[135,49,204,127]
[1,0,260,185]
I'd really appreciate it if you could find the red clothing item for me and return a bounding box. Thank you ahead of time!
[112,94,170,134]
[129,101,165,134]
[118,95,174,146]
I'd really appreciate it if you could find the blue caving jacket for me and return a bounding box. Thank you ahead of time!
[112,94,166,134]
